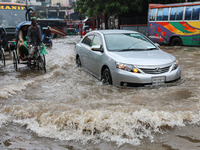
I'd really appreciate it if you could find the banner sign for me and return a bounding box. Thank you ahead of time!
[65,9,74,16]
[0,5,26,10]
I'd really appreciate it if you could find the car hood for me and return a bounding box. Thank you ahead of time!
[109,50,175,66]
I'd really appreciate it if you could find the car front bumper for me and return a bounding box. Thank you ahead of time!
[111,66,181,87]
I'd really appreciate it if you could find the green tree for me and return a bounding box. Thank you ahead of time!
[76,0,140,29]
[76,0,200,29]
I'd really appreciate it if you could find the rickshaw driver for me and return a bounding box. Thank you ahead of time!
[27,17,43,64]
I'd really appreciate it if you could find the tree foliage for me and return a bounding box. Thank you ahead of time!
[76,0,200,17]
[75,0,140,17]
[75,0,199,29]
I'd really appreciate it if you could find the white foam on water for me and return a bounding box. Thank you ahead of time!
[3,105,199,146]
[0,80,34,99]
[0,114,9,127]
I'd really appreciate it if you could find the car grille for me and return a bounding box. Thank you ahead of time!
[139,65,171,74]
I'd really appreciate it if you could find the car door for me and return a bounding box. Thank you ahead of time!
[88,34,104,77]
[80,35,94,70]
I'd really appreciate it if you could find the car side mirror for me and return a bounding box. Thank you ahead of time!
[91,45,103,52]
[155,43,160,47]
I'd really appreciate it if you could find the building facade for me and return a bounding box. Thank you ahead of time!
[0,0,75,7]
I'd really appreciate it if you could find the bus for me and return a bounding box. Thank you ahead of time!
[0,2,33,49]
[148,2,200,46]
[37,19,67,38]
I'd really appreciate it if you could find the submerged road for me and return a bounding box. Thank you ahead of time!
[0,36,200,150]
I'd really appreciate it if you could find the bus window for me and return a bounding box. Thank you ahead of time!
[150,9,156,21]
[177,7,184,20]
[157,8,163,21]
[163,8,169,20]
[48,11,57,18]
[157,8,169,21]
[192,6,200,20]
[185,6,200,20]
[185,6,193,20]
[59,11,65,19]
[170,7,184,20]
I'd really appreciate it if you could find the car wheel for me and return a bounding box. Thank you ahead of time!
[102,68,112,85]
[170,37,182,46]
[76,56,81,67]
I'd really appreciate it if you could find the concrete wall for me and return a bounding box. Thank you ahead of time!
[120,24,148,36]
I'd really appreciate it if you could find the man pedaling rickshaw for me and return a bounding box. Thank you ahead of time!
[13,16,48,72]
[27,17,43,65]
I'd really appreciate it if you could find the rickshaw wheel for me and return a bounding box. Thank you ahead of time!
[50,41,52,47]
[18,57,20,64]
[0,48,5,66]
[13,50,18,71]
[2,52,5,66]
[37,54,46,73]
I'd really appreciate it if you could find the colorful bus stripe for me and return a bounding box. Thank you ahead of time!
[149,21,200,45]
[156,22,200,35]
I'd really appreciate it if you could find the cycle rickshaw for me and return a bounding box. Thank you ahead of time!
[13,21,47,73]
[0,26,7,66]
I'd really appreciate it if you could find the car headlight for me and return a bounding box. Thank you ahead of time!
[172,60,179,71]
[116,62,140,73]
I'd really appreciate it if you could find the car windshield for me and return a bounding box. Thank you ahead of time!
[104,33,157,51]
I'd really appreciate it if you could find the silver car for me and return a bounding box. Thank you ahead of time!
[75,30,181,86]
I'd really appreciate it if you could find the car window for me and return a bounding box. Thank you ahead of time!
[81,35,94,46]
[104,33,157,51]
[92,35,102,46]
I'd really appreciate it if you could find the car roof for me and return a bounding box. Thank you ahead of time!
[92,29,139,35]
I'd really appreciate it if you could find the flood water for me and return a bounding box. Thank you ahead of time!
[0,36,200,150]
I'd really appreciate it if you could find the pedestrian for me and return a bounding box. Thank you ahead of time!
[17,25,29,60]
[44,26,52,44]
[27,17,43,65]
[45,26,51,37]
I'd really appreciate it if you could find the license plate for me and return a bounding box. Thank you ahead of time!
[152,76,166,85]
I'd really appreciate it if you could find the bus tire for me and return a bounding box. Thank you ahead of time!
[170,37,182,46]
